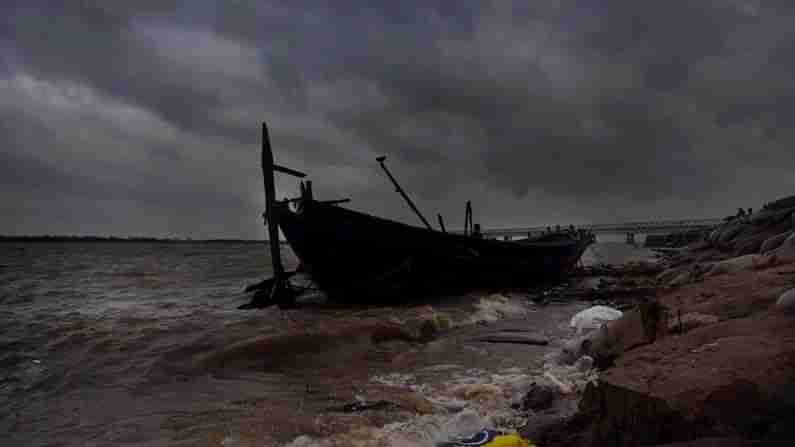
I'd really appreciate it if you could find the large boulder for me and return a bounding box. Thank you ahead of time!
[774,288,795,315]
[583,301,669,367]
[707,228,722,244]
[781,231,795,250]
[668,312,719,333]
[765,195,795,210]
[706,254,761,276]
[763,244,795,268]
[752,203,795,226]
[580,313,795,446]
[716,224,745,246]
[732,232,772,255]
[515,382,562,411]
[760,231,793,254]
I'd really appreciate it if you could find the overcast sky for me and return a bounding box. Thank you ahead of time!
[3,1,795,238]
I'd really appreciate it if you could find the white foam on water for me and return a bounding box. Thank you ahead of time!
[370,372,416,388]
[466,294,529,325]
[282,410,490,447]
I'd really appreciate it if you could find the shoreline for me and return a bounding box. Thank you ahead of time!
[528,205,795,446]
[3,205,793,446]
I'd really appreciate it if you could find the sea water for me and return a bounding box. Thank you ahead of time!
[0,241,651,446]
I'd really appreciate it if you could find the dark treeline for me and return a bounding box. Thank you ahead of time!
[0,235,280,244]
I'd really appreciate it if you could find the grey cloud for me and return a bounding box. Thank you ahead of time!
[2,1,794,237]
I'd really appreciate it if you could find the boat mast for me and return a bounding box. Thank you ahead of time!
[376,155,433,231]
[261,122,284,283]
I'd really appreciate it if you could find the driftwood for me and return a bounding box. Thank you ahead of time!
[327,400,394,413]
[474,333,549,345]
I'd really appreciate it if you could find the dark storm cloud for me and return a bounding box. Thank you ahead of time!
[2,0,795,237]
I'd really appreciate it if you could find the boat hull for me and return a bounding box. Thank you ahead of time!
[278,200,590,301]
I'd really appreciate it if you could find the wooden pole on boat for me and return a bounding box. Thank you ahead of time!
[437,214,447,233]
[465,201,473,236]
[376,156,433,231]
[261,122,285,291]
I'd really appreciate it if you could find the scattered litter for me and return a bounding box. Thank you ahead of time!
[436,429,535,446]
[570,305,623,333]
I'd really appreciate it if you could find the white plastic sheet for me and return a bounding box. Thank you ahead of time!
[570,305,623,333]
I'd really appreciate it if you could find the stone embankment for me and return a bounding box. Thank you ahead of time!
[533,196,795,446]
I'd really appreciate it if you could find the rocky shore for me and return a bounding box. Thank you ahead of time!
[531,197,795,446]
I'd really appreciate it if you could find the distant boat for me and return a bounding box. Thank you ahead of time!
[244,122,594,307]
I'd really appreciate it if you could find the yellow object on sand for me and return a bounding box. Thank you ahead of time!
[486,433,535,447]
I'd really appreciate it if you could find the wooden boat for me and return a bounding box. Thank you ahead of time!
[244,122,593,307]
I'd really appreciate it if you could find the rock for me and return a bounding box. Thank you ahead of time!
[570,306,623,333]
[751,205,795,226]
[584,301,669,368]
[707,228,721,244]
[771,206,795,224]
[774,288,795,314]
[574,355,594,372]
[760,231,793,254]
[668,271,692,287]
[579,380,704,446]
[766,244,795,267]
[668,312,719,333]
[515,382,560,411]
[706,254,761,276]
[579,308,795,446]
[559,335,593,365]
[782,231,795,250]
[733,232,770,256]
[658,267,684,284]
[717,224,745,246]
[765,195,795,210]
[750,209,777,225]
[412,312,452,341]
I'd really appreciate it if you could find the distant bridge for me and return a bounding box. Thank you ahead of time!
[479,218,724,242]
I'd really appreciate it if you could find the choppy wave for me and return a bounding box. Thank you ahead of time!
[0,241,635,446]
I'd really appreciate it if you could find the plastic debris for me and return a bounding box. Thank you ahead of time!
[570,305,623,333]
[436,429,535,446]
